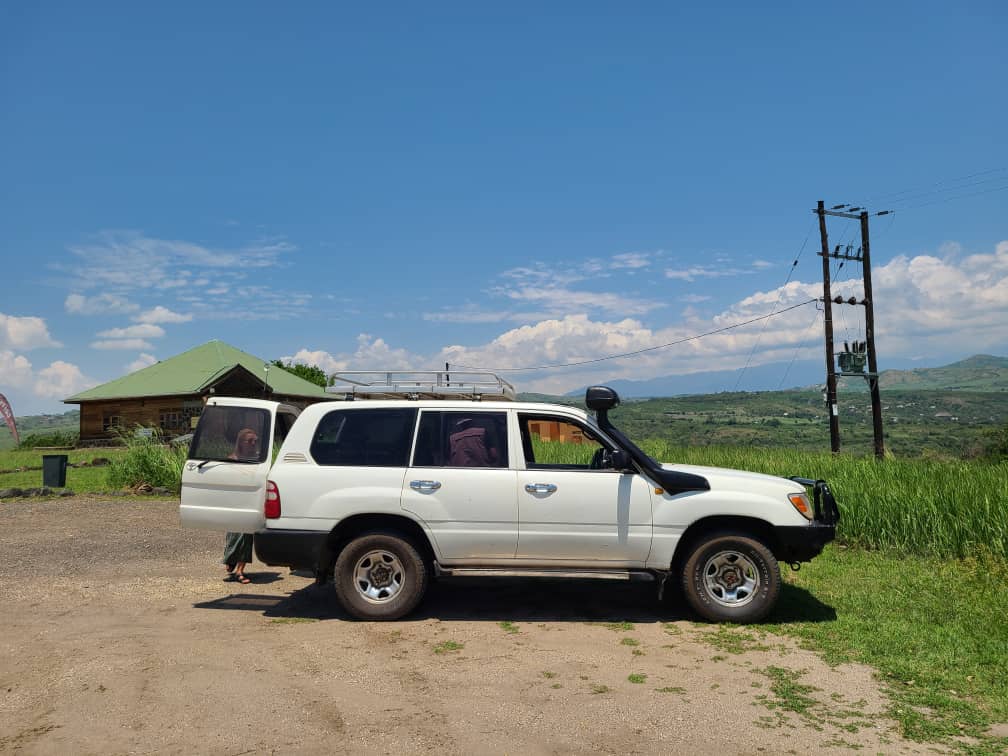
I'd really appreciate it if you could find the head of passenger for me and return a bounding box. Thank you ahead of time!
[230,428,260,460]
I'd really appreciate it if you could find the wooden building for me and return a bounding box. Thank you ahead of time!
[65,340,333,443]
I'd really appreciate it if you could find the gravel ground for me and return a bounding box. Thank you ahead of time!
[0,496,939,754]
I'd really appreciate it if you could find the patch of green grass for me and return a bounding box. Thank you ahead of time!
[628,673,647,684]
[632,649,645,656]
[620,637,639,647]
[599,621,634,632]
[269,617,319,625]
[498,621,520,634]
[433,640,464,654]
[590,684,611,694]
[655,686,686,694]
[758,667,819,716]
[541,671,557,679]
[0,448,129,494]
[700,625,771,655]
[762,546,1008,751]
[661,622,683,636]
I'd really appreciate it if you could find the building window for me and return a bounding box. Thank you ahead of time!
[159,410,186,432]
[102,414,122,432]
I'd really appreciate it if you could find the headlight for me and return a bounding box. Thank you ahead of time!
[788,492,813,520]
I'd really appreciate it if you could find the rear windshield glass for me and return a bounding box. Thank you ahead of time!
[189,406,270,464]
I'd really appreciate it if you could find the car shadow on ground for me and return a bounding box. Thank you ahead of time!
[194,577,835,625]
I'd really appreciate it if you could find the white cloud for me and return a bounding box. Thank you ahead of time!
[126,353,158,373]
[96,324,165,339]
[64,293,139,315]
[0,351,93,404]
[90,338,155,351]
[611,252,652,269]
[491,285,665,318]
[278,239,1008,397]
[0,350,34,388]
[282,335,425,377]
[0,313,61,350]
[34,361,90,399]
[134,306,193,324]
[665,264,751,281]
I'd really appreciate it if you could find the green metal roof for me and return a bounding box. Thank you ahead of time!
[65,340,330,402]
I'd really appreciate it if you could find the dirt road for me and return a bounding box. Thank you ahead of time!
[0,496,932,754]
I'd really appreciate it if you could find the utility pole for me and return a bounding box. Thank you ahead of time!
[814,201,889,459]
[860,211,885,459]
[816,200,841,453]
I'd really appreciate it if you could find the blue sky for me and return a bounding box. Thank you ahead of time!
[2,2,1006,414]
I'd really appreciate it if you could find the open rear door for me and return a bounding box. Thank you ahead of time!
[180,398,280,533]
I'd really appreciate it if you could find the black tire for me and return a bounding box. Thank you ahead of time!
[681,532,780,623]
[334,532,428,620]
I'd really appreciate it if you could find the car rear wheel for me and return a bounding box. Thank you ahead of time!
[681,532,780,623]
[334,532,428,620]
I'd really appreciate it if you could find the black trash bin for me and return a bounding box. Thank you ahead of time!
[42,454,68,488]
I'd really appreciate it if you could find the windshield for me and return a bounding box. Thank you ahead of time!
[189,405,270,464]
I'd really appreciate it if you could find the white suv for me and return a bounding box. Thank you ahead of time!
[180,379,838,623]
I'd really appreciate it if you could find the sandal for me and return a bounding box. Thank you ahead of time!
[235,574,251,584]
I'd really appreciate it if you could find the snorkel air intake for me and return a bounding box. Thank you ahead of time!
[585,386,709,496]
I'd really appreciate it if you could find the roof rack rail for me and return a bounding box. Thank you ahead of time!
[326,371,516,401]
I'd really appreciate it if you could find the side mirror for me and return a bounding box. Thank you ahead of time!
[609,449,630,470]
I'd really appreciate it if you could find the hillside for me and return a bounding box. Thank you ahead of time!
[867,354,1008,392]
[0,409,80,450]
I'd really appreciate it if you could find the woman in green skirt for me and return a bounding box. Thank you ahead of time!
[223,531,253,584]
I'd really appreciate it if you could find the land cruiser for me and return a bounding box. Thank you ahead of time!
[180,372,838,623]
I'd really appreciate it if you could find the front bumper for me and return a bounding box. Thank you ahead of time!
[773,522,837,562]
[776,476,841,562]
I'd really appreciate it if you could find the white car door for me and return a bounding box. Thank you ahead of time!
[401,409,518,561]
[179,398,297,532]
[515,412,653,565]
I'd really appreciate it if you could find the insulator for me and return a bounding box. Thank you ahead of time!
[833,296,844,304]
[847,297,858,305]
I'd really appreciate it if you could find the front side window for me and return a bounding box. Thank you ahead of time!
[310,408,417,467]
[189,405,270,464]
[519,414,609,469]
[412,411,508,468]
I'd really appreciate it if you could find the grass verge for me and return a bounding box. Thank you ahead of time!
[762,545,1008,752]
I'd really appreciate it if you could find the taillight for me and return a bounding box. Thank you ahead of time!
[265,480,281,519]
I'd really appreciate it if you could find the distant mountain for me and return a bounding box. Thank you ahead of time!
[870,354,1008,392]
[566,359,826,398]
[569,355,1008,398]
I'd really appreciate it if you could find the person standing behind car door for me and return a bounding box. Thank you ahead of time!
[221,428,258,584]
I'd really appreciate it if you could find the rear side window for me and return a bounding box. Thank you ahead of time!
[190,406,270,464]
[310,408,417,467]
[413,411,507,468]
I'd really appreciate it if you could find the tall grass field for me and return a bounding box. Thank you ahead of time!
[531,436,1007,560]
[641,441,1008,561]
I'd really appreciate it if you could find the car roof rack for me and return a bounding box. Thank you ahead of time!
[326,371,516,401]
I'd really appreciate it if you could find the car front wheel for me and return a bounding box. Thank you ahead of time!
[681,532,780,623]
[334,532,428,620]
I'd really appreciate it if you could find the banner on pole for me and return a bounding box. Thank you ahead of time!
[0,394,19,445]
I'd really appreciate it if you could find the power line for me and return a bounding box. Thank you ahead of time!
[455,298,818,373]
[731,223,815,391]
[774,308,822,391]
[860,167,1007,205]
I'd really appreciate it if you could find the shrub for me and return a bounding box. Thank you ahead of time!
[105,427,188,492]
[16,430,79,449]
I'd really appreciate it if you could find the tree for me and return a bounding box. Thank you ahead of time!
[271,360,328,388]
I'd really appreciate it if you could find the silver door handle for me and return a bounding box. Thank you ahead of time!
[410,480,442,492]
[524,483,557,494]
